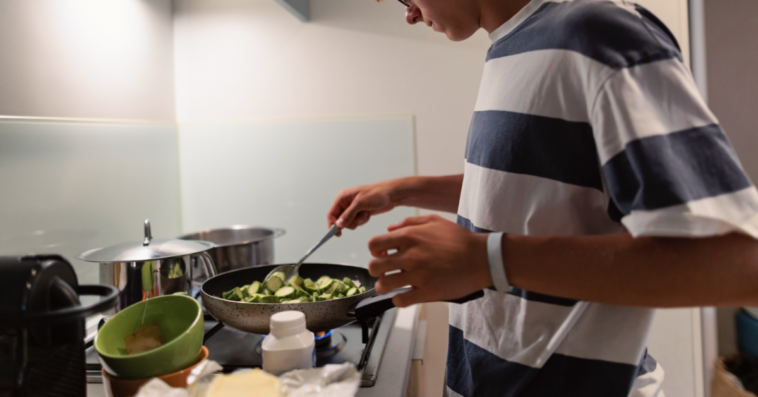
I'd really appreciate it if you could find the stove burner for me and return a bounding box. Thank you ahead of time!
[314,331,347,358]
[254,331,347,359]
[315,330,334,348]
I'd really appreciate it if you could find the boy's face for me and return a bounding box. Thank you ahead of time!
[404,0,481,41]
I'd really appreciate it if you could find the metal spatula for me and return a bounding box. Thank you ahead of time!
[264,224,341,284]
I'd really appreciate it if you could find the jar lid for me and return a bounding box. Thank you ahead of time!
[77,220,214,263]
[270,311,306,335]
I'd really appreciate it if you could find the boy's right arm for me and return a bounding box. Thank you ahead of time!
[327,175,464,231]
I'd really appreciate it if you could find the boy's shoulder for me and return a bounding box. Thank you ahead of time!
[488,0,681,69]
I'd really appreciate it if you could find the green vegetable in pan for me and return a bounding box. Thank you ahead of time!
[220,275,365,303]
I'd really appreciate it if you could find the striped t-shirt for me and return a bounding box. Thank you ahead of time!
[447,1,758,396]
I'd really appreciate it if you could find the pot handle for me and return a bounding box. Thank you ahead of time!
[349,288,485,323]
[199,251,217,278]
[192,251,218,280]
[0,284,119,327]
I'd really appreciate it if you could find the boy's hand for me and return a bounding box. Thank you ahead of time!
[327,180,403,235]
[368,215,492,307]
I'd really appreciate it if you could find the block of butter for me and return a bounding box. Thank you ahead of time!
[206,369,281,397]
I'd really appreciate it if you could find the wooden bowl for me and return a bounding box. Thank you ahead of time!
[102,346,209,397]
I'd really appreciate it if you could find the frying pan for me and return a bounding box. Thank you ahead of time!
[201,263,484,334]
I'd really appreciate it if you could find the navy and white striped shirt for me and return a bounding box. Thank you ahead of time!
[448,1,758,396]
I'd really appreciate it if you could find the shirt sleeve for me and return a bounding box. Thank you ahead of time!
[591,56,758,238]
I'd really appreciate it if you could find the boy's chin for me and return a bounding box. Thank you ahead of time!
[444,28,479,42]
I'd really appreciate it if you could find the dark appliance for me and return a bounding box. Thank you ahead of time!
[0,255,118,397]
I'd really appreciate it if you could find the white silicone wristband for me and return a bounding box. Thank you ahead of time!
[487,232,510,293]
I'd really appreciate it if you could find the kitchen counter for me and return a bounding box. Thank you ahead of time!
[87,305,420,397]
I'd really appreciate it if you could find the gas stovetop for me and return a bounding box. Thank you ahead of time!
[86,309,396,387]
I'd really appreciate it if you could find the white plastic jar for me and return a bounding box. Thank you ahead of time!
[262,310,315,375]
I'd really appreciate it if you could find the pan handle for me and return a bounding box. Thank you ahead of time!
[349,288,485,323]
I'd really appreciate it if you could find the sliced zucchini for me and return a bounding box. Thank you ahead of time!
[289,275,304,288]
[259,295,279,304]
[337,280,349,294]
[247,281,262,296]
[226,275,365,304]
[265,276,283,293]
[343,277,356,289]
[275,286,296,299]
[294,286,310,298]
[316,276,332,288]
[317,278,334,292]
[316,275,331,284]
[325,281,341,295]
[303,279,319,294]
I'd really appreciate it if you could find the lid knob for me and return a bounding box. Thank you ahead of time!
[143,219,152,246]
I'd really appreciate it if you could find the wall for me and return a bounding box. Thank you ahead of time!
[705,0,758,185]
[704,0,758,358]
[0,0,180,288]
[173,0,489,179]
[0,119,182,286]
[639,0,691,67]
[177,117,417,267]
[0,0,175,120]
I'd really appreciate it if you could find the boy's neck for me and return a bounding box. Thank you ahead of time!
[479,0,532,33]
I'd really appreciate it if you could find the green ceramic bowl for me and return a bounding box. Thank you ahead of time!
[95,295,204,380]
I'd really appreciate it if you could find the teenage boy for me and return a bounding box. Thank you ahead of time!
[327,0,758,395]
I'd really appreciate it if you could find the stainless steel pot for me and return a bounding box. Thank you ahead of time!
[78,220,216,315]
[179,226,285,274]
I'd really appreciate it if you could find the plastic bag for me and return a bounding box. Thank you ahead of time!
[134,362,359,397]
[134,360,223,397]
[280,363,360,397]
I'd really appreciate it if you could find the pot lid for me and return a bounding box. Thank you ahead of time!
[78,220,215,263]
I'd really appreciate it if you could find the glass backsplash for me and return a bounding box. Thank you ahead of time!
[178,116,417,268]
[0,119,183,286]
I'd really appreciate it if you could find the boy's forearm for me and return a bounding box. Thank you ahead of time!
[502,232,758,307]
[393,174,464,213]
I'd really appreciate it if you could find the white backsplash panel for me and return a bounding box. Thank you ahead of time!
[0,119,182,285]
[178,116,417,268]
